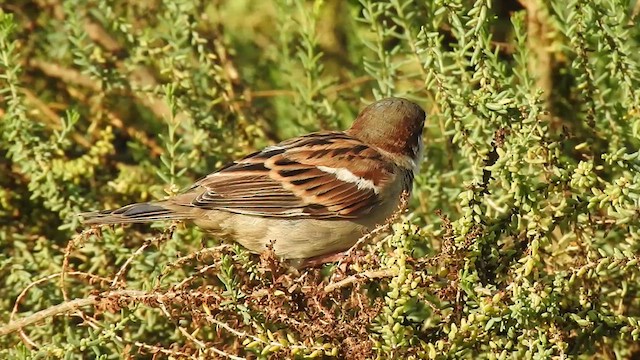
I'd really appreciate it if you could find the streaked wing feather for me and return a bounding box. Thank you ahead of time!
[184,132,396,219]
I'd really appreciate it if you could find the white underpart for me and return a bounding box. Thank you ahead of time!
[317,166,379,193]
[412,138,424,175]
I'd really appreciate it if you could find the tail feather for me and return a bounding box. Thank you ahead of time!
[80,201,194,225]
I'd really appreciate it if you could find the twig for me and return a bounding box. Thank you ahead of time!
[2,297,97,337]
[61,241,75,303]
[111,225,176,289]
[324,75,373,94]
[82,314,198,359]
[518,0,553,103]
[203,309,262,343]
[30,59,101,91]
[245,76,374,100]
[324,269,398,293]
[247,89,297,98]
[173,263,220,289]
[11,270,111,348]
[111,239,153,287]
[157,299,245,360]
[3,289,221,338]
[201,306,332,355]
[632,0,640,24]
[84,19,122,53]
[29,53,173,122]
[21,88,92,149]
[164,244,231,270]
[104,109,164,156]
[6,271,111,338]
[61,229,97,302]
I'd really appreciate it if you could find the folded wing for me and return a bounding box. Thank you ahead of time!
[180,132,396,219]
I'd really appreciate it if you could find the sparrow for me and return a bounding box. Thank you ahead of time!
[82,97,426,261]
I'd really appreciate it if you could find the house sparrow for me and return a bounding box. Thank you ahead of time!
[82,97,426,261]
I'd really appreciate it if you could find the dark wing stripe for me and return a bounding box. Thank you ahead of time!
[234,163,269,171]
[81,201,193,225]
[290,176,322,186]
[207,182,281,193]
[110,203,170,216]
[194,193,298,205]
[278,168,309,177]
[334,191,377,212]
[183,131,395,219]
[251,148,286,159]
[304,176,361,198]
[212,203,301,209]
[273,158,298,166]
[314,181,353,199]
[304,177,340,192]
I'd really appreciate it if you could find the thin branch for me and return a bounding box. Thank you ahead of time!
[173,263,219,289]
[20,88,92,149]
[3,289,220,338]
[157,299,245,360]
[10,270,111,347]
[30,59,100,90]
[324,269,398,293]
[111,239,153,287]
[164,244,231,270]
[632,0,640,24]
[244,75,374,101]
[1,296,97,337]
[518,0,553,103]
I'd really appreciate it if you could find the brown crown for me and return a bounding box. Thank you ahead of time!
[346,97,426,158]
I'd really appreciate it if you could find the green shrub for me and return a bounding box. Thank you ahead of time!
[1,0,639,358]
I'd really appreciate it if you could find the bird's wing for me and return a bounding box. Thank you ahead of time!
[178,131,398,219]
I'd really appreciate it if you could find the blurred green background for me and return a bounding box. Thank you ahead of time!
[1,0,640,358]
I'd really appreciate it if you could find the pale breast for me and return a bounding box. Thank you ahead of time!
[193,211,369,259]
